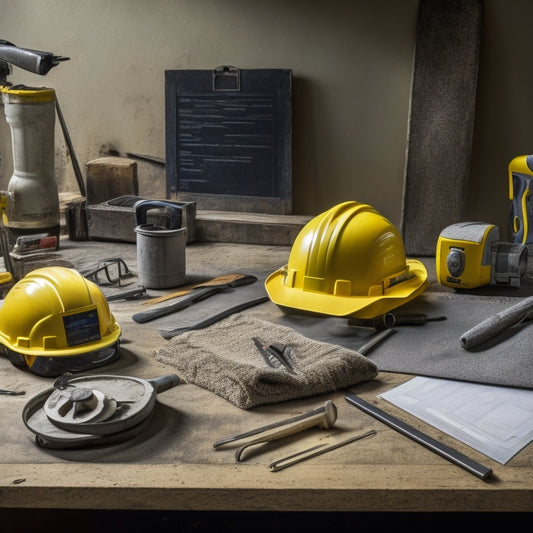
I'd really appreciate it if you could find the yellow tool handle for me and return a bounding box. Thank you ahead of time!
[0,192,8,213]
[0,271,12,285]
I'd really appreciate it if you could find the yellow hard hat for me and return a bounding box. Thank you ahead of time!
[0,266,121,376]
[265,201,429,319]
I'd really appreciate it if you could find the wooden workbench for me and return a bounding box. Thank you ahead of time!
[1,240,532,520]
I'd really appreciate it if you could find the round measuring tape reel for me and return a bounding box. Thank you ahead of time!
[22,374,180,448]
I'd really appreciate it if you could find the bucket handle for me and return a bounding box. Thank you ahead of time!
[134,200,182,229]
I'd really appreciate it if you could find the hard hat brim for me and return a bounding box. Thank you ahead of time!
[265,259,429,319]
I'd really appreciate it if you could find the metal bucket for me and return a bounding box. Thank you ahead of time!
[134,200,186,289]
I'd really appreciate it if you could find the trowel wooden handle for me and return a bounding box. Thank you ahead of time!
[141,274,248,305]
[132,275,257,324]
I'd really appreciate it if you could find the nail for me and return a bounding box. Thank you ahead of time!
[269,429,377,472]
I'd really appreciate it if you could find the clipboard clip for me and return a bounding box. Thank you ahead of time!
[213,65,240,91]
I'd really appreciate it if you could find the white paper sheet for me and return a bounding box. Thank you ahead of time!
[379,376,533,464]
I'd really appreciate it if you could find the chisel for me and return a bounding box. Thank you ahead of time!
[141,273,252,305]
[160,296,269,339]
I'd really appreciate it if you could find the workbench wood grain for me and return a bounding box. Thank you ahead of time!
[2,372,532,512]
[1,450,532,512]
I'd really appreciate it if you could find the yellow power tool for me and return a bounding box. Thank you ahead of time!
[509,154,533,244]
[436,222,527,289]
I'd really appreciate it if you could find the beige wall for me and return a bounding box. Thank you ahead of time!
[0,0,531,238]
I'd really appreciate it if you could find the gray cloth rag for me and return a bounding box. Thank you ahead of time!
[153,313,378,409]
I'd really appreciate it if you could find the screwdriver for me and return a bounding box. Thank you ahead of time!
[349,313,446,329]
[387,313,447,326]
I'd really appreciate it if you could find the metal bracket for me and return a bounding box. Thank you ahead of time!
[491,242,528,287]
[0,60,10,85]
[212,65,240,91]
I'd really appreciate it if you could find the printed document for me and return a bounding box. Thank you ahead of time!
[379,376,533,464]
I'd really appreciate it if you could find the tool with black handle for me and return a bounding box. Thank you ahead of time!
[141,273,252,305]
[0,39,69,81]
[132,274,258,323]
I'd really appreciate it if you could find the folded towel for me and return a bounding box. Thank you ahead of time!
[153,313,378,409]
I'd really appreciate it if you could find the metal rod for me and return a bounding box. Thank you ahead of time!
[358,328,396,355]
[0,225,13,275]
[345,394,492,481]
[55,96,86,197]
[269,429,377,472]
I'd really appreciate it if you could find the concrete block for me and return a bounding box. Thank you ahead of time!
[401,0,482,256]
[86,157,138,205]
[194,211,311,246]
[86,195,196,243]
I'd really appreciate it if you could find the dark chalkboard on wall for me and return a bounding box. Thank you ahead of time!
[165,66,292,214]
